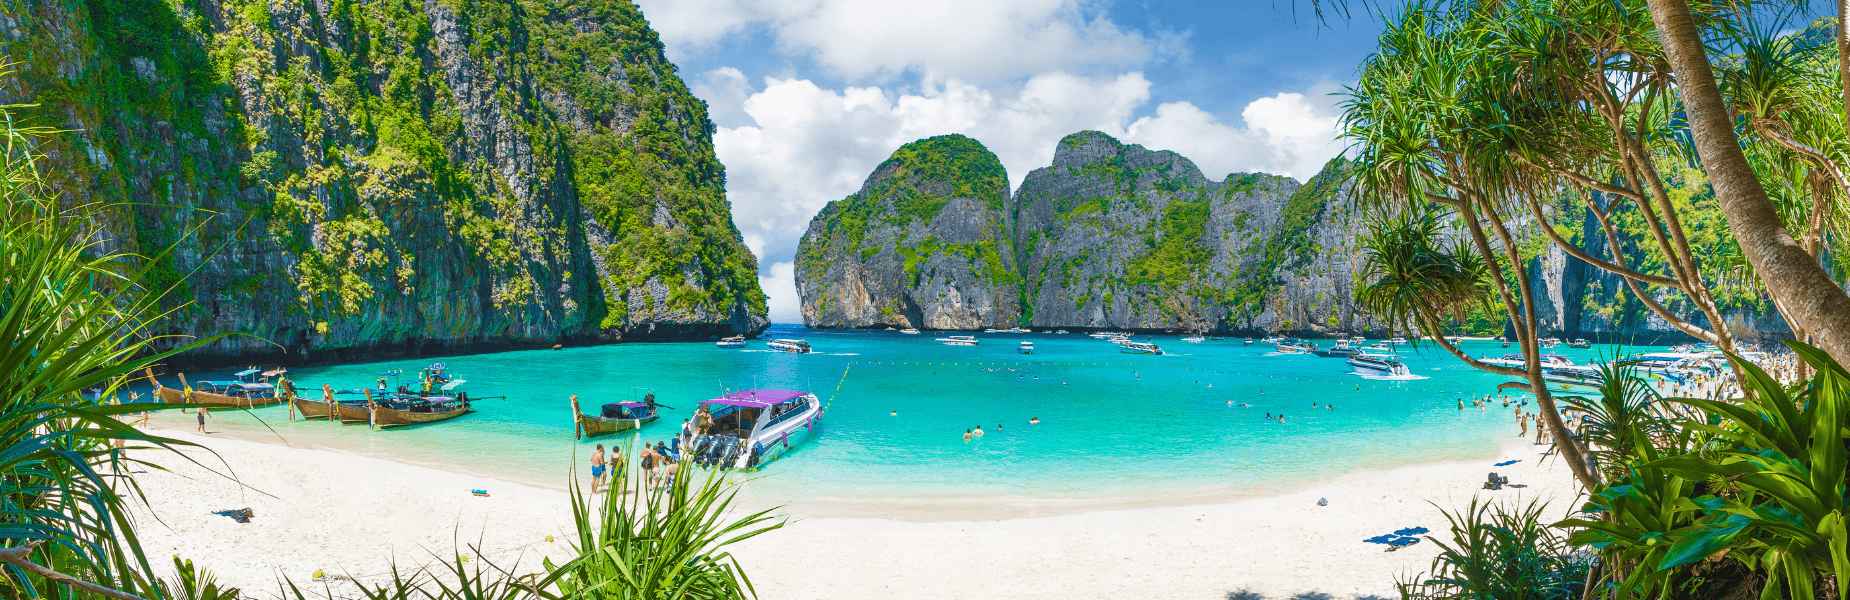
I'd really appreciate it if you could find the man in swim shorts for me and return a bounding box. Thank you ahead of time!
[590,445,607,494]
[196,406,209,433]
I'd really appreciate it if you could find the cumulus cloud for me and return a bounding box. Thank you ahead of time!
[716,72,1154,273]
[758,262,803,323]
[712,72,1348,320]
[636,0,1174,80]
[1121,84,1345,181]
[691,67,753,123]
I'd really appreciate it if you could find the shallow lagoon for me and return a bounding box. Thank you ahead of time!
[148,327,1661,511]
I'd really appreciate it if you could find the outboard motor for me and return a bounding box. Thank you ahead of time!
[717,442,740,470]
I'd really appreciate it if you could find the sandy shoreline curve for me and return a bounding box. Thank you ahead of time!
[125,428,1576,599]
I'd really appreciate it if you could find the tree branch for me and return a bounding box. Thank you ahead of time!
[0,542,149,600]
[1524,197,1683,288]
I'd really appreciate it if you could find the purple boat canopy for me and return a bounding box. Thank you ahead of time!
[702,389,808,408]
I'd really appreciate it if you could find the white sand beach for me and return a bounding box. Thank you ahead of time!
[127,429,1577,599]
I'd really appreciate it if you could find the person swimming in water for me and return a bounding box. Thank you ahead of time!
[1030,417,1040,424]
[963,429,973,441]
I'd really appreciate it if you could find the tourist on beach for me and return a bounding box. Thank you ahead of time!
[694,406,713,435]
[196,406,209,434]
[640,445,660,487]
[591,445,607,494]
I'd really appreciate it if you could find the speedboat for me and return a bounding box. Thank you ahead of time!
[900,328,921,334]
[1055,329,1070,334]
[1244,338,1254,345]
[768,339,813,353]
[1275,338,1316,354]
[1261,336,1283,344]
[938,335,980,346]
[1182,336,1206,343]
[687,390,821,469]
[716,336,747,349]
[1314,342,1362,358]
[1567,338,1592,349]
[1018,341,1035,354]
[1539,337,1562,349]
[1349,351,1411,376]
[1389,337,1409,345]
[1351,336,1366,344]
[1618,352,1721,383]
[1120,341,1164,355]
[1481,353,1576,370]
[1364,342,1393,351]
[1543,365,1605,392]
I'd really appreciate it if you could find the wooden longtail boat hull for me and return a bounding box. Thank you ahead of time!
[152,385,288,408]
[331,402,373,424]
[576,413,658,438]
[371,406,472,427]
[292,397,333,420]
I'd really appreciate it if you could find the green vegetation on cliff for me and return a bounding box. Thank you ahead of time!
[5,0,765,353]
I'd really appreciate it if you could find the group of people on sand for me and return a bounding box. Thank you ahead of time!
[587,440,681,494]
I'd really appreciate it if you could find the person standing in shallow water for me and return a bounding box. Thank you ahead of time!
[973,425,984,437]
[590,444,607,494]
[196,406,209,434]
[963,429,973,441]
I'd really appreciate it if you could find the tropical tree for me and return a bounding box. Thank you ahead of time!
[0,108,225,597]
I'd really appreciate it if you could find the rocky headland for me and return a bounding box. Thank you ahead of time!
[2,0,767,367]
[797,131,1793,344]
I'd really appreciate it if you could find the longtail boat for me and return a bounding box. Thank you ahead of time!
[291,384,336,420]
[149,368,291,408]
[364,389,472,428]
[571,394,660,439]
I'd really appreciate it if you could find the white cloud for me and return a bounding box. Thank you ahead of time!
[1121,85,1344,181]
[713,72,1349,320]
[636,0,1171,81]
[716,72,1151,272]
[758,261,803,323]
[634,0,757,48]
[691,67,753,123]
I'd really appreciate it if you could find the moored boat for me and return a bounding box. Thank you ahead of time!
[1018,341,1035,354]
[1182,335,1206,343]
[937,335,979,346]
[1567,338,1591,349]
[768,339,813,353]
[716,336,747,349]
[686,389,821,469]
[1348,351,1411,376]
[1313,341,1362,358]
[1274,338,1316,354]
[900,328,921,334]
[571,394,661,438]
[364,389,472,427]
[1539,337,1562,349]
[1120,341,1164,355]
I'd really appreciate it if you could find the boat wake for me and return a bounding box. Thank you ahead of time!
[1353,372,1430,381]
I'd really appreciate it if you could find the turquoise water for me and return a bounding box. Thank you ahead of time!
[144,327,1658,509]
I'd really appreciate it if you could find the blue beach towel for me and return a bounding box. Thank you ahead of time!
[1394,527,1430,536]
[1495,459,1522,467]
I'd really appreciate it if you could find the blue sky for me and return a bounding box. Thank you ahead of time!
[633,0,1388,322]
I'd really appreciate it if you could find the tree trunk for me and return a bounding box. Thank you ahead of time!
[1643,0,1850,361]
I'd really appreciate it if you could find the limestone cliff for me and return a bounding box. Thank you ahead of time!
[795,134,1018,329]
[796,130,1791,343]
[2,0,767,366]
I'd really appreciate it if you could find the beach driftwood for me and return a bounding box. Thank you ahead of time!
[0,541,149,600]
